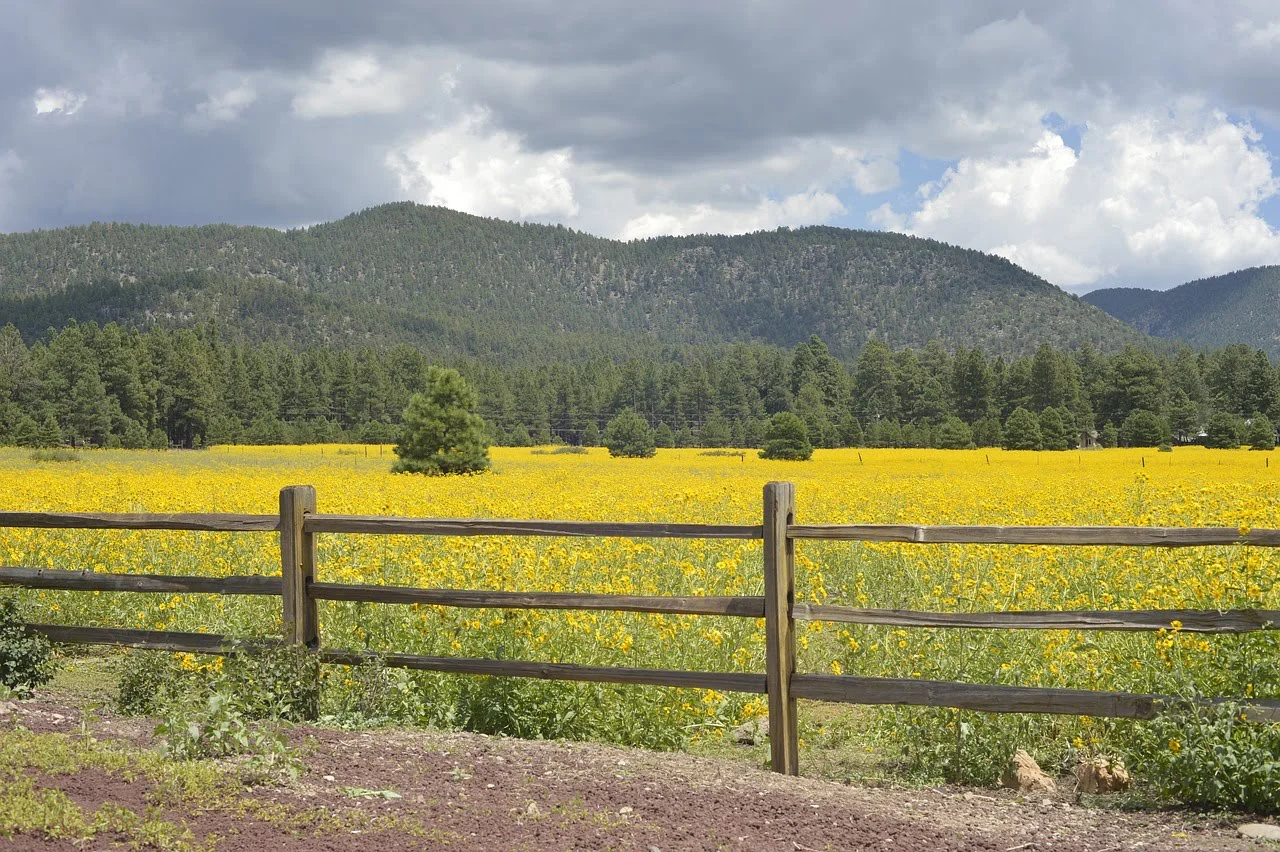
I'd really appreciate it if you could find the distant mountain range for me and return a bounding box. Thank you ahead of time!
[1084,266,1280,357]
[0,203,1142,361]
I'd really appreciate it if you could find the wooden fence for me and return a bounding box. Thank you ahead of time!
[3,481,1279,776]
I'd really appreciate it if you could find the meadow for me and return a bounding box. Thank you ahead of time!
[2,445,1278,782]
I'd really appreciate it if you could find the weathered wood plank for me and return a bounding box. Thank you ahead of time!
[764,481,799,776]
[0,511,279,532]
[0,566,280,596]
[792,604,1280,633]
[318,649,766,693]
[309,582,765,617]
[790,674,1280,722]
[305,515,763,539]
[25,623,280,655]
[280,486,319,648]
[787,524,1280,547]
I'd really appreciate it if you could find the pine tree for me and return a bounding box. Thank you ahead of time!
[392,367,490,475]
[1247,413,1276,450]
[1002,407,1042,450]
[581,421,601,447]
[603,409,656,458]
[759,412,813,461]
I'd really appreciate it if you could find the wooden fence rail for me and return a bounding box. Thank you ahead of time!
[2,483,1279,776]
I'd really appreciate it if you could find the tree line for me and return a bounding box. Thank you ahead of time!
[0,321,1276,451]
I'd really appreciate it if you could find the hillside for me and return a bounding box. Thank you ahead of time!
[0,203,1143,359]
[1084,266,1280,357]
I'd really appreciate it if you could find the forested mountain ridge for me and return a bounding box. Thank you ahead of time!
[0,203,1143,359]
[1084,266,1280,357]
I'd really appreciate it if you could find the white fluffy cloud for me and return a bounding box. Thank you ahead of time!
[387,109,580,220]
[618,192,845,240]
[191,80,258,124]
[32,87,86,116]
[876,107,1280,289]
[292,50,433,119]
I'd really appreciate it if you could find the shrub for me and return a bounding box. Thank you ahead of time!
[0,596,56,697]
[530,446,588,455]
[1139,698,1280,814]
[603,409,656,458]
[934,416,974,450]
[392,367,490,475]
[29,449,80,463]
[1205,411,1245,449]
[1247,413,1276,450]
[759,412,813,461]
[1100,422,1119,448]
[1002,407,1041,450]
[580,421,601,447]
[1120,409,1167,447]
[156,688,301,782]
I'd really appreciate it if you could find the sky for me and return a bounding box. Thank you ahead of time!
[3,2,1280,293]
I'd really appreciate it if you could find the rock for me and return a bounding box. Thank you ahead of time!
[732,717,769,745]
[0,701,17,716]
[1239,824,1280,841]
[1000,749,1056,794]
[1074,756,1131,793]
[525,802,543,817]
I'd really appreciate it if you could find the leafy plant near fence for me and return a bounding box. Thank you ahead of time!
[0,595,55,697]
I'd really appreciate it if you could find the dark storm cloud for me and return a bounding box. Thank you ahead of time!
[1,1,1278,232]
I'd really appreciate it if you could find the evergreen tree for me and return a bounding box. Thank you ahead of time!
[1246,413,1276,450]
[934,416,974,449]
[971,415,1003,448]
[1002,407,1042,450]
[1120,410,1168,447]
[1100,422,1119,448]
[36,415,62,448]
[603,409,656,458]
[1205,411,1245,449]
[392,367,490,475]
[1038,407,1070,451]
[759,412,813,461]
[699,414,733,448]
[581,421,601,447]
[653,422,675,448]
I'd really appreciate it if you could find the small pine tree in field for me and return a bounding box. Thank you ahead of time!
[581,421,601,447]
[1099,422,1119,448]
[392,367,490,475]
[653,422,675,449]
[603,409,656,458]
[759,412,813,460]
[1247,413,1276,450]
[934,416,974,449]
[1120,409,1167,448]
[1002,407,1041,450]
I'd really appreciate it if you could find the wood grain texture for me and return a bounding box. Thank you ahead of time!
[318,649,766,693]
[25,623,279,654]
[0,511,279,532]
[0,566,280,596]
[792,604,1280,633]
[309,582,765,617]
[787,524,1280,546]
[764,481,799,776]
[790,674,1280,722]
[305,515,763,539]
[280,486,319,648]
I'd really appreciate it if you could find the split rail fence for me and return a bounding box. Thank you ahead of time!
[3,481,1279,776]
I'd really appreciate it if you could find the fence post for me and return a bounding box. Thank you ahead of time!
[763,481,798,775]
[279,485,319,648]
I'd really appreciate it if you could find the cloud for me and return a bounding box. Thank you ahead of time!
[618,191,845,240]
[292,50,430,119]
[878,106,1280,289]
[32,87,86,116]
[191,80,258,124]
[387,108,579,220]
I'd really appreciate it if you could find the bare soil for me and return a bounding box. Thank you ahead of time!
[1,698,1273,851]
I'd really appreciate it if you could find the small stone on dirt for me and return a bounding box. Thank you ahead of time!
[732,717,769,745]
[323,775,336,782]
[1239,823,1280,841]
[1000,749,1056,794]
[619,806,634,815]
[525,801,543,817]
[1074,756,1130,793]
[0,701,17,716]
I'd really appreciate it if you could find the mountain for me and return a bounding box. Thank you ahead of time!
[1084,266,1280,357]
[0,203,1143,360]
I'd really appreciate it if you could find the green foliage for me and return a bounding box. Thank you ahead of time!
[1205,411,1245,449]
[530,445,588,455]
[1138,699,1280,814]
[652,422,675,449]
[971,415,1002,448]
[1247,413,1276,450]
[602,409,656,458]
[155,688,301,781]
[1037,407,1071,450]
[580,421,601,447]
[0,596,56,697]
[1002,407,1042,450]
[1100,422,1120,448]
[933,416,974,449]
[392,367,490,475]
[759,412,813,460]
[1120,409,1168,447]
[28,449,79,463]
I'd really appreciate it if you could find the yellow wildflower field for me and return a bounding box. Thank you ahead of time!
[2,445,1278,765]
